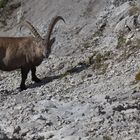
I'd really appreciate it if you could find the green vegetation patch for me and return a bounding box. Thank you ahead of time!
[116,34,126,49]
[61,71,71,78]
[92,30,103,38]
[83,41,92,49]
[0,0,8,8]
[129,5,140,16]
[103,135,112,140]
[88,51,114,75]
[135,72,140,81]
[117,38,140,62]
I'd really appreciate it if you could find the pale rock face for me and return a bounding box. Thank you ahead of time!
[0,0,140,139]
[17,6,24,24]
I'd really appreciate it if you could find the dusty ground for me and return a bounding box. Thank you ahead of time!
[0,0,140,140]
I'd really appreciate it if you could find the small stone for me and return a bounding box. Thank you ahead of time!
[87,74,92,77]
[13,126,21,134]
[61,136,81,140]
[46,121,53,126]
[105,95,110,100]
[21,129,30,137]
[0,131,9,140]
[113,105,125,112]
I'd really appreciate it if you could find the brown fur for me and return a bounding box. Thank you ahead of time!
[0,16,65,90]
[0,37,44,71]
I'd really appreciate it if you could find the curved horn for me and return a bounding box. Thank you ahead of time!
[45,16,65,47]
[21,20,42,41]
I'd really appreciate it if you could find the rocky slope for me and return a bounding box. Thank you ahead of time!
[0,0,140,139]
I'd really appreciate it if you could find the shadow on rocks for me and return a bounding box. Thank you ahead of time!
[28,62,89,89]
[0,62,89,94]
[0,130,23,140]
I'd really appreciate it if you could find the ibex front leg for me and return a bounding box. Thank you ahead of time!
[20,67,30,91]
[31,66,41,83]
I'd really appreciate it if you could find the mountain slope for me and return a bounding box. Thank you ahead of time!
[0,0,140,139]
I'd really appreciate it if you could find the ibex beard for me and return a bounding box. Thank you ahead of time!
[0,16,65,91]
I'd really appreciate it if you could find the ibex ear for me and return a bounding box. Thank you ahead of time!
[49,37,55,47]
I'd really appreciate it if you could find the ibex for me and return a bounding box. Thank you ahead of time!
[0,16,65,91]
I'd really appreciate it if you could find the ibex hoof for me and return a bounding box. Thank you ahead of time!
[32,77,41,83]
[20,85,27,91]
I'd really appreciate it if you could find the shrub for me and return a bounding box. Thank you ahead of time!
[0,0,8,8]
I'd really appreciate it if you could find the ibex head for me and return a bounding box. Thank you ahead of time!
[22,16,65,58]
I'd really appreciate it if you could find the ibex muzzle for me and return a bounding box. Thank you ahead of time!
[0,16,65,91]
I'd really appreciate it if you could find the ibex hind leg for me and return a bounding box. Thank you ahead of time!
[20,67,30,91]
[31,66,41,83]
